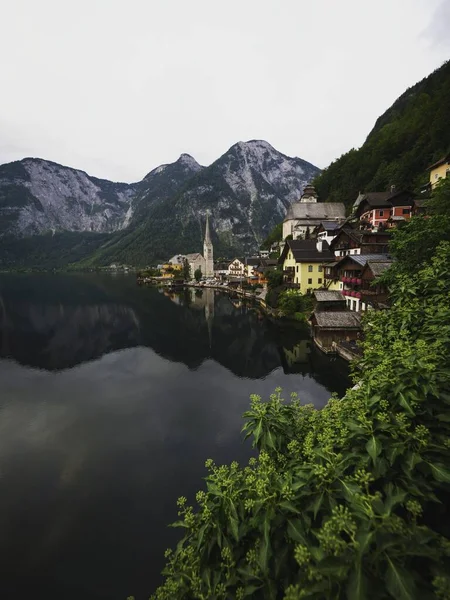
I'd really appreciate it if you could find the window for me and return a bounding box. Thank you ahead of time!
[435,173,439,180]
[318,278,322,284]
[308,278,312,284]
[379,210,384,217]
[318,265,323,272]
[308,265,313,272]
[402,208,410,214]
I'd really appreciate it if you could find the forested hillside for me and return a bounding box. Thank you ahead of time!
[315,60,450,206]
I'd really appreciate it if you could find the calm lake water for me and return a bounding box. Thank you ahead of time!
[0,273,350,600]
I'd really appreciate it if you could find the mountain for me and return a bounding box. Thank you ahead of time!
[0,158,139,237]
[315,60,450,207]
[82,140,320,266]
[0,141,319,268]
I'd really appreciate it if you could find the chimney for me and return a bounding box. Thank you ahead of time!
[390,184,396,194]
[316,240,323,253]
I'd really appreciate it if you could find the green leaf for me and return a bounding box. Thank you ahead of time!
[398,392,415,416]
[259,517,271,574]
[312,492,324,519]
[366,436,381,461]
[243,584,263,597]
[279,500,300,514]
[287,519,307,544]
[229,516,239,542]
[386,555,416,600]
[428,462,450,482]
[254,419,263,444]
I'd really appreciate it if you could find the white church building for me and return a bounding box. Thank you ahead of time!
[168,214,214,279]
[282,184,346,240]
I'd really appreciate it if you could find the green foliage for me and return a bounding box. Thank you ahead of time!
[150,216,450,597]
[315,60,450,206]
[381,178,450,283]
[194,268,202,282]
[0,231,111,271]
[266,270,283,289]
[277,289,313,317]
[181,259,191,281]
[261,222,283,250]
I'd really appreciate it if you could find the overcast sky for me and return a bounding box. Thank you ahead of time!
[1,0,449,182]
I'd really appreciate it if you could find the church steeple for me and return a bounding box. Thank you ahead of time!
[203,212,214,277]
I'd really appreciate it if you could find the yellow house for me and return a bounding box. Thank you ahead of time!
[278,239,335,293]
[429,154,450,189]
[161,262,182,278]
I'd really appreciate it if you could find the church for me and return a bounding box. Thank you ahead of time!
[169,213,214,279]
[282,184,346,240]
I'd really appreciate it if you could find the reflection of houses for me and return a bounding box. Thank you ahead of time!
[310,311,362,353]
[324,254,392,311]
[279,239,334,291]
[282,339,311,368]
[283,184,346,240]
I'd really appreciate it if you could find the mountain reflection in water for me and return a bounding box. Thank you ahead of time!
[0,273,350,600]
[0,273,350,393]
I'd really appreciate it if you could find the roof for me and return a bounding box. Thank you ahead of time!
[358,192,392,208]
[214,262,229,270]
[314,291,346,302]
[333,253,391,270]
[245,257,261,266]
[313,311,362,329]
[229,258,245,265]
[185,253,203,261]
[366,261,393,276]
[428,154,450,171]
[280,239,335,263]
[284,202,346,222]
[319,221,343,231]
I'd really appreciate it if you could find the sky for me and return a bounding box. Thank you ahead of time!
[1,0,449,182]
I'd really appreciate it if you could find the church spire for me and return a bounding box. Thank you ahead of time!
[204,212,211,244]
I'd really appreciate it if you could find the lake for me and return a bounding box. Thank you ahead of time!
[0,273,350,600]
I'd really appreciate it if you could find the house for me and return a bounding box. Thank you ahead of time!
[429,154,450,189]
[360,261,392,310]
[254,258,278,285]
[282,184,346,240]
[324,254,392,312]
[314,221,344,245]
[278,239,335,292]
[310,311,362,353]
[168,254,187,266]
[245,257,261,280]
[313,290,346,312]
[329,228,391,258]
[228,258,245,278]
[353,189,414,229]
[259,249,270,258]
[214,261,229,279]
[185,253,205,277]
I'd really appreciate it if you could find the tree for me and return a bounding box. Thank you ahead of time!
[266,269,283,289]
[181,258,191,281]
[150,212,450,599]
[194,268,202,282]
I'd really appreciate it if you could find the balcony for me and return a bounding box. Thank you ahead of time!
[340,276,362,285]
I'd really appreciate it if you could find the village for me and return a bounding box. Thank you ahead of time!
[137,154,449,361]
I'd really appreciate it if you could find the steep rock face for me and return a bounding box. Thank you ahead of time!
[130,153,204,223]
[87,140,320,265]
[0,158,138,237]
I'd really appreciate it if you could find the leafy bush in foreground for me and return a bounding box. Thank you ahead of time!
[149,240,450,599]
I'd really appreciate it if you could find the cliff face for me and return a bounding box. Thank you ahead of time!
[0,158,138,237]
[0,141,320,266]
